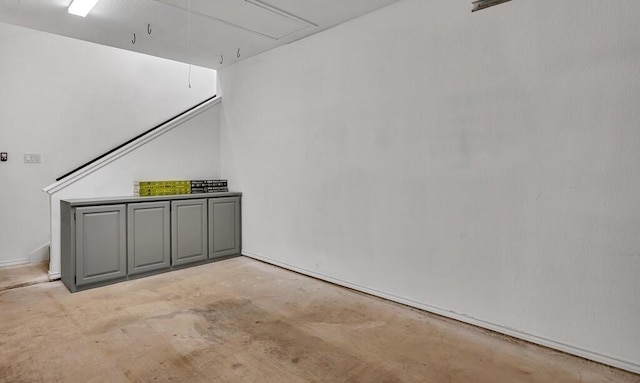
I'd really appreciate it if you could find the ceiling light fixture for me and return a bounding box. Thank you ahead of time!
[68,0,101,17]
[472,0,512,12]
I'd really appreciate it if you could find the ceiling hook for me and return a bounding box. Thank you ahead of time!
[220,55,224,65]
[147,24,152,35]
[132,33,136,44]
[237,49,241,58]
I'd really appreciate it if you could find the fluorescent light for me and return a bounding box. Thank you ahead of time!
[68,0,101,17]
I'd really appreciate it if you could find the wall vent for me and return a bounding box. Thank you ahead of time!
[472,0,512,12]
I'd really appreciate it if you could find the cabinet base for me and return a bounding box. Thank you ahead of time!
[65,254,241,293]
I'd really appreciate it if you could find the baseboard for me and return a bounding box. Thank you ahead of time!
[242,250,640,374]
[48,271,61,281]
[0,244,50,269]
[0,258,29,268]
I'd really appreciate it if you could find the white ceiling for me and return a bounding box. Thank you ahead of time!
[0,0,401,69]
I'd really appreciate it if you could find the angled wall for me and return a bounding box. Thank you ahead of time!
[219,0,640,372]
[0,22,216,267]
[46,99,222,279]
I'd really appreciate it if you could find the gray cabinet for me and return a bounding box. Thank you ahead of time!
[127,201,170,275]
[61,192,241,292]
[75,205,127,287]
[171,199,208,266]
[209,197,241,259]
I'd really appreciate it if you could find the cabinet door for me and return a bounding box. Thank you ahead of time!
[208,197,241,259]
[75,205,127,286]
[171,199,208,266]
[127,201,170,275]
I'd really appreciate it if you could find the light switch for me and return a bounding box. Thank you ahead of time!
[24,153,41,163]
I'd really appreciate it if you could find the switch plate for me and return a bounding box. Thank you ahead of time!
[24,153,41,163]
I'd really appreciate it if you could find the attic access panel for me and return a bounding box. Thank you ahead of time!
[156,0,314,40]
[255,0,400,25]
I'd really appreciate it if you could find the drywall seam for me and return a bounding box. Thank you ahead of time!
[242,250,640,374]
[43,97,221,195]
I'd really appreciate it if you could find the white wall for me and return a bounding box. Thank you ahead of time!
[219,0,640,372]
[0,22,216,267]
[47,101,221,278]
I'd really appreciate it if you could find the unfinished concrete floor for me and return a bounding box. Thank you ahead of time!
[0,261,49,292]
[0,257,637,383]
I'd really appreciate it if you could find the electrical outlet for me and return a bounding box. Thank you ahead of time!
[24,153,41,163]
[0,152,7,162]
